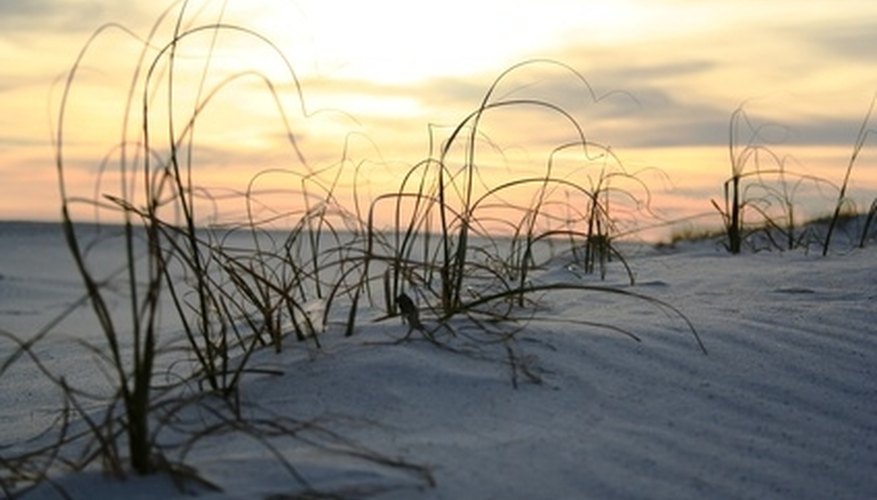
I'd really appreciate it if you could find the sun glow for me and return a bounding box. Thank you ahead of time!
[2,0,877,231]
[239,0,671,85]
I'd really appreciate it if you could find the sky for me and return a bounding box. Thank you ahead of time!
[2,0,877,235]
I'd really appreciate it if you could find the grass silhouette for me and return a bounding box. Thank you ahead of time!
[4,0,875,497]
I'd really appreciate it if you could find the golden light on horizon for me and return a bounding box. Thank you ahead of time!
[1,0,876,240]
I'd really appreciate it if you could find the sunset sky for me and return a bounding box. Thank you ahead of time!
[2,0,876,234]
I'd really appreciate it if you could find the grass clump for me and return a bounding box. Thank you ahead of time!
[2,4,706,498]
[342,59,705,380]
[713,105,839,253]
[2,2,428,496]
[369,61,650,317]
[712,99,877,255]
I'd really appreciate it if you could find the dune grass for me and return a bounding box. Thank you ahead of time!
[3,5,675,495]
[823,93,877,255]
[7,0,876,496]
[3,2,430,494]
[709,104,877,254]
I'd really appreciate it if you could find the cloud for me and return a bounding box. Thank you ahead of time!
[0,136,47,148]
[299,64,730,150]
[0,1,165,38]
[0,0,105,34]
[0,0,57,18]
[426,60,731,148]
[300,55,876,154]
[799,21,877,62]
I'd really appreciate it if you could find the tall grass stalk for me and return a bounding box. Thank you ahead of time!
[53,13,174,475]
[859,198,877,248]
[823,93,877,255]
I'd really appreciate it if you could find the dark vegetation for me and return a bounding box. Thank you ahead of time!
[712,101,877,254]
[1,1,874,497]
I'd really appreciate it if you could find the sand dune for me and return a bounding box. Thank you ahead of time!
[2,223,875,499]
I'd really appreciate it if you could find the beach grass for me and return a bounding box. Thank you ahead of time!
[2,0,875,497]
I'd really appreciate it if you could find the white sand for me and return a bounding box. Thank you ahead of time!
[2,223,875,499]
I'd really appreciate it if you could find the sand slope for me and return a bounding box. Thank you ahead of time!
[4,227,875,499]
